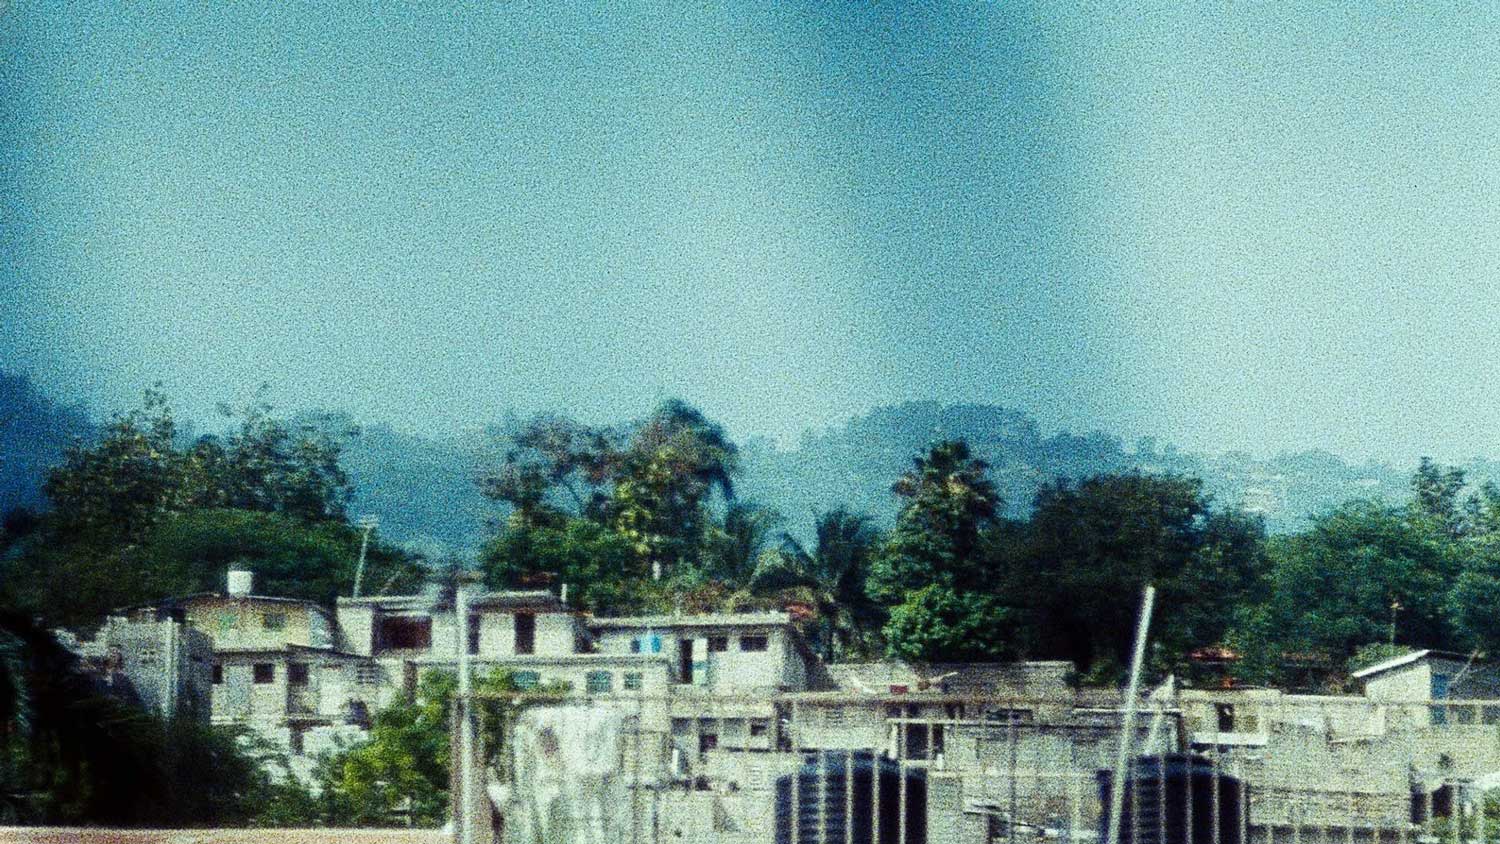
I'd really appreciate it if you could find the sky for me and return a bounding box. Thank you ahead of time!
[5,3,1500,463]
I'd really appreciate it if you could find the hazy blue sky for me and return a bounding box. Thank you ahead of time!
[5,3,1500,462]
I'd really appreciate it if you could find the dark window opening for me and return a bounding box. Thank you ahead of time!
[211,664,223,685]
[630,637,642,654]
[699,733,718,755]
[468,614,481,655]
[378,616,432,651]
[623,672,643,691]
[290,727,306,755]
[514,612,535,655]
[288,663,310,685]
[750,721,768,737]
[740,635,768,652]
[262,612,287,631]
[1216,703,1235,732]
[252,663,274,684]
[707,636,728,652]
[679,639,694,684]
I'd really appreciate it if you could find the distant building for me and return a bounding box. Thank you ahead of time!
[69,616,214,722]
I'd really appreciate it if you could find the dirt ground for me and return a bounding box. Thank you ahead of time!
[0,829,450,844]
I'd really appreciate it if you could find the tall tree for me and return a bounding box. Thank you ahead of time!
[479,400,740,581]
[1410,457,1468,537]
[610,400,739,570]
[702,502,784,587]
[1021,472,1263,676]
[752,508,884,659]
[868,440,1015,662]
[42,387,191,542]
[867,440,1000,606]
[7,388,406,626]
[1254,500,1461,674]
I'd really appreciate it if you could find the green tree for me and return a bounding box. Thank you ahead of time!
[702,502,784,588]
[1255,500,1462,679]
[480,415,617,528]
[480,400,741,585]
[1021,473,1263,677]
[883,584,1017,663]
[189,399,357,522]
[609,400,739,570]
[480,518,647,614]
[868,440,1010,661]
[1411,457,1469,537]
[314,668,567,827]
[6,388,404,627]
[752,508,884,659]
[42,387,192,543]
[1449,536,1500,655]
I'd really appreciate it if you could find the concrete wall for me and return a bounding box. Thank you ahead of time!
[593,625,801,692]
[337,604,375,655]
[96,618,214,721]
[1364,662,1434,702]
[476,609,580,657]
[163,597,327,652]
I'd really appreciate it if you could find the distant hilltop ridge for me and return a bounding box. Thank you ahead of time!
[338,401,1439,552]
[0,372,1472,554]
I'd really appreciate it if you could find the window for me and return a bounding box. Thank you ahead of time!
[650,635,662,653]
[212,664,223,685]
[707,636,728,652]
[468,614,481,656]
[630,638,642,654]
[586,671,613,695]
[513,671,540,691]
[252,663,275,684]
[262,612,287,631]
[288,663,310,686]
[623,672,643,691]
[1434,674,1453,699]
[698,733,718,754]
[1216,703,1235,732]
[290,726,306,756]
[355,664,380,686]
[826,706,847,727]
[378,617,431,651]
[739,635,768,652]
[514,612,535,655]
[749,720,768,737]
[679,639,694,684]
[984,708,1032,724]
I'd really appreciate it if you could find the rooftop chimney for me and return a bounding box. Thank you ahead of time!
[227,568,254,598]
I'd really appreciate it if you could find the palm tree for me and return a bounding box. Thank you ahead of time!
[751,508,882,660]
[703,503,784,588]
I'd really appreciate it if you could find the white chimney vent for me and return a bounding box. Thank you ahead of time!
[227,568,254,597]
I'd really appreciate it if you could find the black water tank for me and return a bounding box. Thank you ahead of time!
[774,750,927,844]
[1096,754,1246,844]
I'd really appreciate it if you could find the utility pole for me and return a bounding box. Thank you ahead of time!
[1106,585,1157,844]
[352,515,379,598]
[455,569,483,844]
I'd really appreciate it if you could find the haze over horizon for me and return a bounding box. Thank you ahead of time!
[8,4,1500,464]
